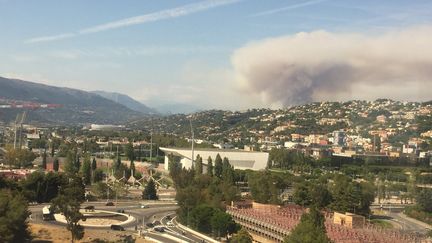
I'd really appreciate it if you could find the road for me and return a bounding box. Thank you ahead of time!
[387,211,431,234]
[371,205,431,234]
[29,200,211,242]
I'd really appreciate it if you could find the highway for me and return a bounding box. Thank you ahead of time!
[29,200,211,242]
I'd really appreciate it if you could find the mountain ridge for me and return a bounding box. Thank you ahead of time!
[0,76,144,125]
[91,90,157,115]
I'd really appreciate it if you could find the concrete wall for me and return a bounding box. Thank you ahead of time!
[333,212,365,229]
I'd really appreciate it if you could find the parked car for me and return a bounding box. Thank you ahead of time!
[154,227,165,233]
[153,220,161,226]
[105,202,114,206]
[84,205,95,211]
[110,225,125,231]
[117,209,125,213]
[146,222,154,228]
[140,204,149,208]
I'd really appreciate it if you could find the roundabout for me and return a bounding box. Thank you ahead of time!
[54,209,135,228]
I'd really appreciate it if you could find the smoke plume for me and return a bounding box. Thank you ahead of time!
[232,26,432,106]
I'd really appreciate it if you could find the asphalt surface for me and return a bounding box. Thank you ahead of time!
[371,205,432,234]
[29,200,211,243]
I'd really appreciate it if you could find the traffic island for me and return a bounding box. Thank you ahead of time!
[53,209,135,228]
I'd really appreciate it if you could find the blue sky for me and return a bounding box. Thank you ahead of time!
[1,0,432,110]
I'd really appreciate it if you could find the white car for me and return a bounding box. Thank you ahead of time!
[166,221,174,226]
[140,204,149,208]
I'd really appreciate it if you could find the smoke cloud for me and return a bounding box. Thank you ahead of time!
[232,26,432,106]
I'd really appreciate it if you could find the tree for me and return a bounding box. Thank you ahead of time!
[93,169,104,183]
[195,154,203,175]
[207,156,214,176]
[130,160,135,175]
[142,179,158,200]
[310,184,333,209]
[330,176,359,214]
[248,171,284,204]
[91,182,113,199]
[91,157,97,171]
[189,204,215,233]
[51,176,85,243]
[51,141,55,157]
[124,142,135,162]
[111,181,129,201]
[210,209,238,238]
[269,148,291,169]
[4,146,36,168]
[168,154,182,181]
[50,138,61,157]
[416,189,432,212]
[74,155,81,172]
[230,228,253,243]
[81,158,92,185]
[0,190,32,243]
[114,156,121,171]
[20,172,45,203]
[214,154,223,178]
[284,207,331,243]
[358,181,375,215]
[42,148,47,170]
[222,157,235,185]
[20,171,66,203]
[64,151,79,175]
[53,157,59,172]
[293,182,312,207]
[329,175,372,216]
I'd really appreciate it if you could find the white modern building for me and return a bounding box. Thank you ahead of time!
[160,147,269,171]
[89,124,125,131]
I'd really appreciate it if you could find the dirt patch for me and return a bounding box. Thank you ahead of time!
[30,223,153,243]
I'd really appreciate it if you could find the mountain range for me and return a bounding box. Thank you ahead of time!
[0,76,149,125]
[91,90,158,115]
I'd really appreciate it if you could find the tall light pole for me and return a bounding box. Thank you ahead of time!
[189,119,194,168]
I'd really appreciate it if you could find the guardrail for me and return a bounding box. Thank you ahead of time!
[174,219,219,243]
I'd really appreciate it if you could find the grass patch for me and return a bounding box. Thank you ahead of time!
[370,219,394,229]
[371,209,387,216]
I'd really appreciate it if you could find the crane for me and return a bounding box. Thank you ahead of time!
[0,99,62,148]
